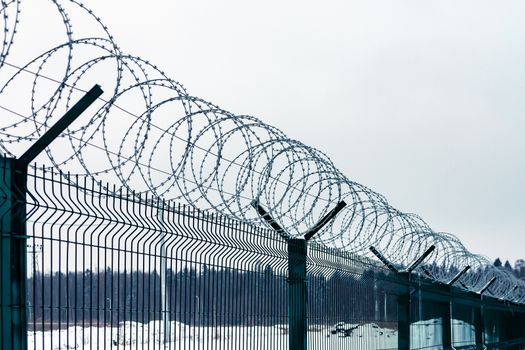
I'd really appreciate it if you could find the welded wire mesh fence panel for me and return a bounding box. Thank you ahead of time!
[450,302,476,348]
[2,159,525,350]
[23,165,289,349]
[410,296,446,350]
[484,308,501,346]
[307,243,400,350]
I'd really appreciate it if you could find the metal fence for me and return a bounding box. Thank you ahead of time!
[1,1,524,349]
[1,160,525,350]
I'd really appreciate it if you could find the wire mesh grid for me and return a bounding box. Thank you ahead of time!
[1,160,525,349]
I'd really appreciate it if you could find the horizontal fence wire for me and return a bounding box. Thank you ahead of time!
[23,165,290,349]
[0,1,524,348]
[0,161,525,349]
[307,243,400,350]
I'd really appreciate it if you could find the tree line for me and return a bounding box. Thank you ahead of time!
[28,261,504,328]
[27,266,398,327]
[493,258,525,280]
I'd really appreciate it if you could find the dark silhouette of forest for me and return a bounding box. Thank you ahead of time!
[28,261,513,330]
[27,266,398,329]
[493,258,525,280]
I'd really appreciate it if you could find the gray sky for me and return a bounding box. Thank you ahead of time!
[30,1,525,262]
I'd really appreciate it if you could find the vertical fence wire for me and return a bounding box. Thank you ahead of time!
[307,242,400,350]
[23,165,290,349]
[0,160,524,349]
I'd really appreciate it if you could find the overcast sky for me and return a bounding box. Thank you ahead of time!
[20,1,525,262]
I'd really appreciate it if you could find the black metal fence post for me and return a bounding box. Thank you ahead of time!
[369,245,435,350]
[397,271,411,350]
[0,85,102,350]
[0,157,10,350]
[474,300,484,348]
[443,291,452,350]
[288,238,307,350]
[446,266,471,349]
[252,200,346,350]
[477,277,497,348]
[1,158,28,350]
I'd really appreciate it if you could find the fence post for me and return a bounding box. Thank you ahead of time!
[442,266,469,350]
[251,200,346,350]
[0,86,102,350]
[477,278,497,348]
[474,295,484,348]
[288,238,307,350]
[443,294,452,350]
[369,245,435,350]
[0,158,27,350]
[397,272,411,350]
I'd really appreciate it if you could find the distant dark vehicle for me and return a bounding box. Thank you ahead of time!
[330,322,359,337]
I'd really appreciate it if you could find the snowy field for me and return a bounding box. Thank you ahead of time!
[410,319,475,350]
[27,319,475,349]
[28,321,397,349]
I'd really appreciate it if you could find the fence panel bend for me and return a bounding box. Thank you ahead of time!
[1,161,525,350]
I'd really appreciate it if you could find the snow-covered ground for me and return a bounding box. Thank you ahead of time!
[28,319,475,349]
[410,318,475,350]
[28,321,397,349]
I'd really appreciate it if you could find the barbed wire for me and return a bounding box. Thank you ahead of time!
[0,0,523,303]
